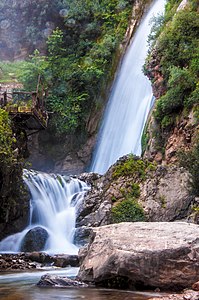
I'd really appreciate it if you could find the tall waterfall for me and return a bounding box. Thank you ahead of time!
[0,170,89,254]
[90,0,166,174]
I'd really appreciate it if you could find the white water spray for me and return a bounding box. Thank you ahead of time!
[0,170,90,254]
[90,0,166,174]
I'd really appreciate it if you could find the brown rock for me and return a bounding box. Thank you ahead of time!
[149,290,199,300]
[78,222,199,291]
[192,281,199,291]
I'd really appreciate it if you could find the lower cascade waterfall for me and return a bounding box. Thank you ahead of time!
[0,170,90,254]
[90,0,166,174]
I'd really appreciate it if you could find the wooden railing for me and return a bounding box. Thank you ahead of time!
[0,89,48,129]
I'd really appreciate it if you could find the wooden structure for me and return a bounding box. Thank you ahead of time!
[0,85,48,130]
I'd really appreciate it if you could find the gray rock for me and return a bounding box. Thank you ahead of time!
[78,222,199,291]
[20,227,49,252]
[37,274,88,288]
[74,226,93,246]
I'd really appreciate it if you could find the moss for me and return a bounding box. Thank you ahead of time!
[159,195,166,208]
[141,123,150,155]
[111,197,146,223]
[112,155,150,180]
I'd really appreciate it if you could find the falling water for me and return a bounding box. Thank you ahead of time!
[90,0,166,174]
[0,170,90,254]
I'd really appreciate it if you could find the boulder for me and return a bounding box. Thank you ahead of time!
[78,222,199,291]
[20,227,49,252]
[53,254,79,267]
[74,226,94,247]
[37,274,88,288]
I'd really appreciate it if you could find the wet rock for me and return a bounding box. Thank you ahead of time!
[25,252,79,267]
[25,252,53,264]
[78,222,199,291]
[0,253,38,271]
[37,274,88,288]
[74,226,93,246]
[20,227,49,252]
[53,254,79,267]
[149,290,199,300]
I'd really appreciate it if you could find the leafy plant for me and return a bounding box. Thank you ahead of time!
[111,197,145,223]
[112,154,150,180]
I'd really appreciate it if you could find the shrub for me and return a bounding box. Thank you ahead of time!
[111,197,145,223]
[178,137,199,196]
[112,155,147,180]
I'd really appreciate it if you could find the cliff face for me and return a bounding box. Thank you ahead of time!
[0,0,62,60]
[143,0,199,187]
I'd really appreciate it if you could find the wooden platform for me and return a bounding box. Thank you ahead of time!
[0,89,48,130]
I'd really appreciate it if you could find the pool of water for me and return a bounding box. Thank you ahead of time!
[0,268,162,300]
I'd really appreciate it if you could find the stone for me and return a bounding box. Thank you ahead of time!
[20,227,49,252]
[37,274,88,288]
[74,226,93,246]
[139,165,193,222]
[149,290,199,300]
[78,222,199,291]
[53,254,79,267]
[25,252,79,267]
[192,281,199,291]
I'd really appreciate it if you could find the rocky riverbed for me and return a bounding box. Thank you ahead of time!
[0,252,79,271]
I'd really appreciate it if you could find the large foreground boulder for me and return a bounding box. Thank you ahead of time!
[78,222,199,291]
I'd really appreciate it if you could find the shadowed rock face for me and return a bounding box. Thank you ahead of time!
[78,222,199,291]
[20,227,49,252]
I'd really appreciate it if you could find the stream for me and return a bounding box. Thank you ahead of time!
[0,268,163,300]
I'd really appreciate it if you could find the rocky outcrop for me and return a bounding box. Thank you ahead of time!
[0,0,63,60]
[20,227,49,252]
[0,162,29,241]
[76,156,194,229]
[139,165,193,221]
[78,222,199,291]
[37,274,88,288]
[144,110,199,166]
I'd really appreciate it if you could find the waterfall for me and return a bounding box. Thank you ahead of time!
[0,170,90,254]
[90,0,166,174]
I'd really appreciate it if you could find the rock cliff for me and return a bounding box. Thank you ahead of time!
[0,0,63,60]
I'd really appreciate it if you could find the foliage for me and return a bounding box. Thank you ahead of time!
[112,154,153,180]
[0,109,14,163]
[178,137,199,196]
[39,0,133,135]
[111,197,145,223]
[145,1,199,138]
[18,50,49,91]
[0,0,134,136]
[154,67,196,123]
[0,61,27,83]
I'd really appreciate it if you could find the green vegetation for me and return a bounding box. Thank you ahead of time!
[178,137,199,196]
[110,155,156,223]
[111,197,145,223]
[112,154,154,180]
[1,0,134,137]
[144,1,199,132]
[0,109,15,163]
